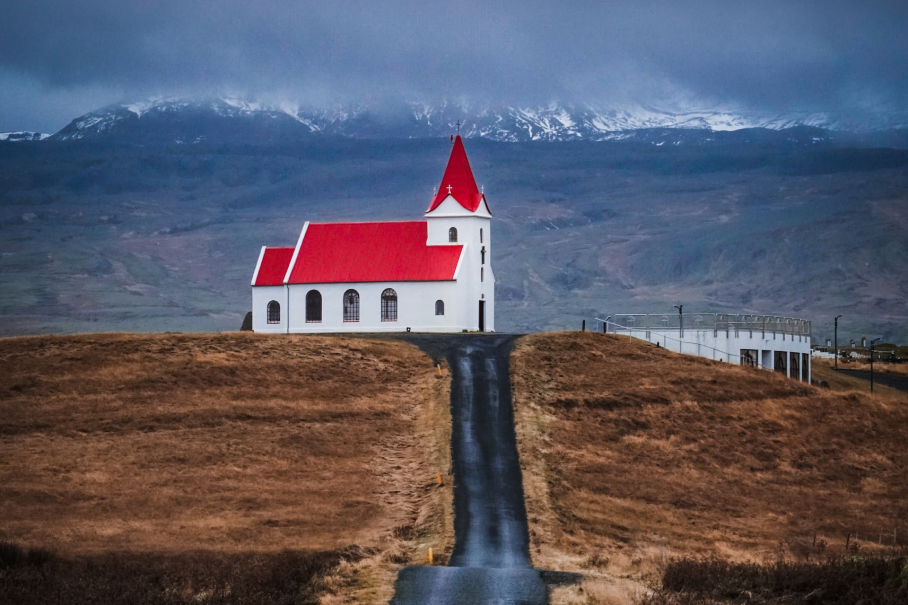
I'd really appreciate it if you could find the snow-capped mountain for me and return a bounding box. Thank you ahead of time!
[46,97,908,144]
[0,131,50,142]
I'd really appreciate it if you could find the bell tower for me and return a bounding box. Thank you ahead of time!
[425,134,494,331]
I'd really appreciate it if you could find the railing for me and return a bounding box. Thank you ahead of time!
[596,318,760,366]
[606,313,811,337]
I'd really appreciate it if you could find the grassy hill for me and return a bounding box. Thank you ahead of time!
[511,332,908,604]
[0,333,453,604]
[2,138,907,342]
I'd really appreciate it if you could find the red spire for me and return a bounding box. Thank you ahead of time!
[427,134,487,213]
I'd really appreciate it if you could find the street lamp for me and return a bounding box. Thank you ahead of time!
[834,315,842,370]
[871,337,881,393]
[674,305,683,338]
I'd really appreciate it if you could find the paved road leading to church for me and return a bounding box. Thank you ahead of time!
[388,334,556,605]
[838,369,908,393]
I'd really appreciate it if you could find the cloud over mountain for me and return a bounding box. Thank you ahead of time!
[2,1,907,132]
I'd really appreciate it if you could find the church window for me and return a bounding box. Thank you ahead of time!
[267,300,280,324]
[343,290,360,322]
[305,290,322,323]
[381,288,398,322]
[480,228,483,243]
[481,246,485,265]
[481,268,484,282]
[449,227,458,243]
[435,300,445,316]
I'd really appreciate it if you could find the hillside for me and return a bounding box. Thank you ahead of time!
[0,333,453,604]
[1,138,906,342]
[511,332,908,604]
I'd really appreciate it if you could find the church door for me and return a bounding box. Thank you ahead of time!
[478,301,485,332]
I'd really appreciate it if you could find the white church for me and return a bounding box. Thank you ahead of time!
[250,134,494,333]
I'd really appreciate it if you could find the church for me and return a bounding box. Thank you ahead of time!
[250,134,494,333]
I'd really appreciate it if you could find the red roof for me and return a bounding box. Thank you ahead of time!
[254,247,295,286]
[286,221,463,284]
[427,135,488,213]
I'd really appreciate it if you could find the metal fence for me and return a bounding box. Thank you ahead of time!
[604,313,811,337]
[596,318,750,365]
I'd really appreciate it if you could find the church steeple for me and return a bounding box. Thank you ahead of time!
[426,134,489,214]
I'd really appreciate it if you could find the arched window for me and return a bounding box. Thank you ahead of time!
[305,290,322,323]
[449,227,458,243]
[660,316,670,327]
[626,316,636,327]
[267,300,280,324]
[480,228,483,243]
[435,300,445,316]
[481,246,486,265]
[343,289,359,322]
[381,288,398,322]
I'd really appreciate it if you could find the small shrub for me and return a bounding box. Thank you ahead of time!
[0,543,357,605]
[639,555,908,605]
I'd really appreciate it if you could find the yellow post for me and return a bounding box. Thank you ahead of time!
[428,547,433,565]
[437,364,443,376]
[437,473,443,486]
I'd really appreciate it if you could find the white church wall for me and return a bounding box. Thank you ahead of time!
[287,280,466,333]
[252,286,288,333]
[426,203,494,332]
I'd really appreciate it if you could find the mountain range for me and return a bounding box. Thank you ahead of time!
[9,97,908,145]
[1,97,906,343]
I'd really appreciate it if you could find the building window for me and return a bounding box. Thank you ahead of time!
[381,288,398,322]
[449,227,458,243]
[305,290,322,323]
[660,316,669,327]
[481,246,486,264]
[480,228,483,243]
[267,300,280,324]
[774,351,787,375]
[481,268,484,282]
[343,289,360,322]
[435,300,445,316]
[740,349,758,367]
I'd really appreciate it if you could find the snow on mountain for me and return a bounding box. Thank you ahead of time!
[44,97,908,143]
[0,131,50,142]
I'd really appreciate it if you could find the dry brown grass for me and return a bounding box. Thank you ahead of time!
[812,358,908,402]
[812,357,908,387]
[0,332,454,603]
[511,332,908,605]
[850,361,908,376]
[826,359,908,376]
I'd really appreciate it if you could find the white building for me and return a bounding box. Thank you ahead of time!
[604,313,812,382]
[250,135,494,333]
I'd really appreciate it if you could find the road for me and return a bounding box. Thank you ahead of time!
[838,369,908,393]
[388,334,568,605]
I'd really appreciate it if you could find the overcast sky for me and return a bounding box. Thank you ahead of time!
[1,0,907,132]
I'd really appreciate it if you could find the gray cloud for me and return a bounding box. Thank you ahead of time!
[2,0,907,132]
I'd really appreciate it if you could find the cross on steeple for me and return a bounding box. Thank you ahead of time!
[456,120,461,134]
[447,184,453,194]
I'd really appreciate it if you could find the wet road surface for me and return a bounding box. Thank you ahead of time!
[838,369,908,393]
[388,334,557,605]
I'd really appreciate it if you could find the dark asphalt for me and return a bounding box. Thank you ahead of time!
[388,334,566,605]
[838,369,908,393]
